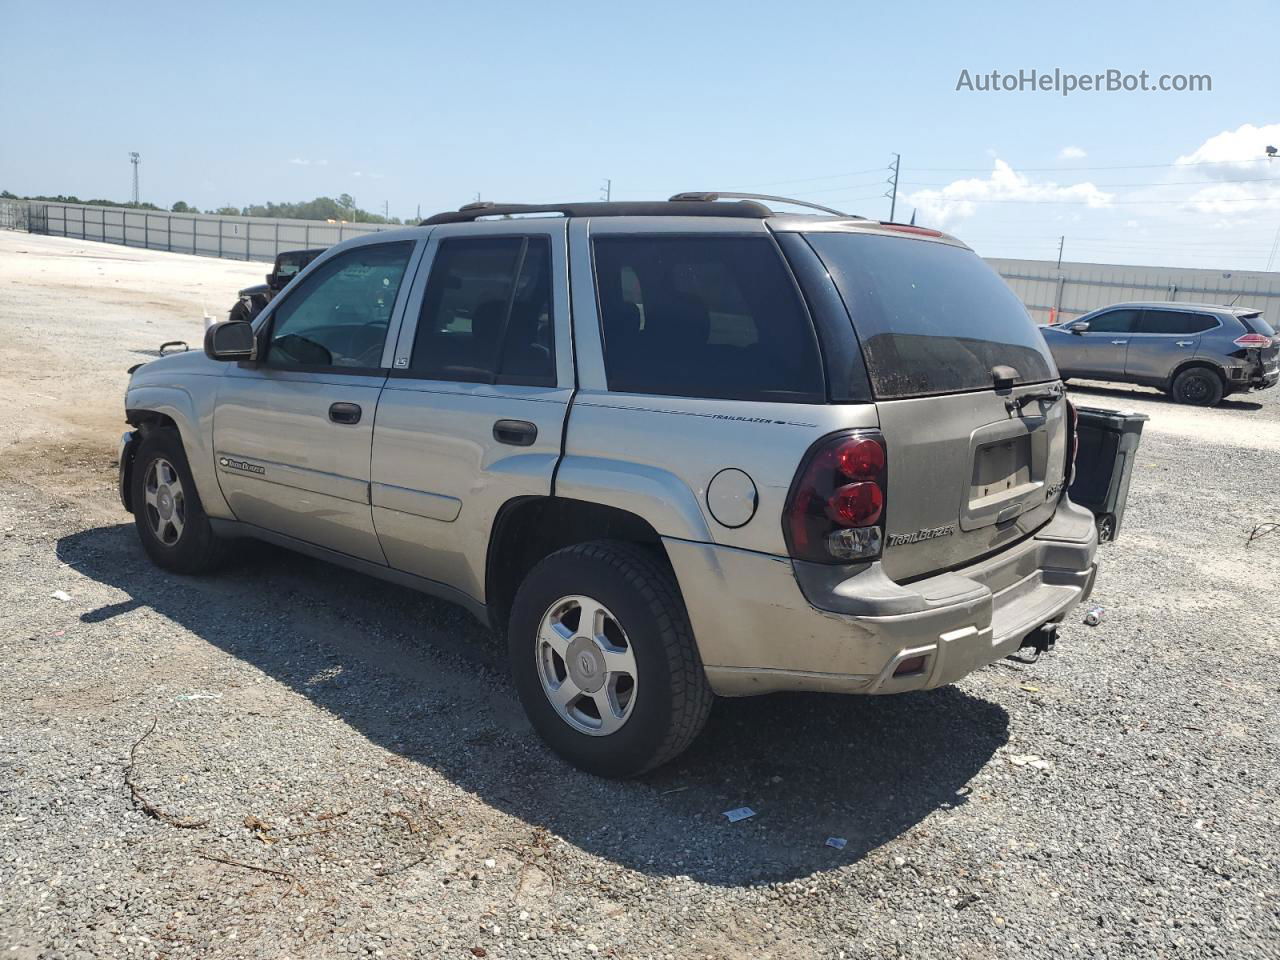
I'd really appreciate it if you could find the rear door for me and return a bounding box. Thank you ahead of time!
[369,219,572,602]
[1125,308,1216,381]
[805,230,1069,580]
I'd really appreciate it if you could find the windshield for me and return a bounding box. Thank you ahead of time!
[806,232,1058,399]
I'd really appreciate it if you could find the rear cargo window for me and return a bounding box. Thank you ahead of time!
[592,236,824,402]
[1137,310,1218,335]
[806,233,1057,399]
[1239,312,1276,337]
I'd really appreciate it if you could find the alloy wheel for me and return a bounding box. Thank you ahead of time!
[535,595,639,736]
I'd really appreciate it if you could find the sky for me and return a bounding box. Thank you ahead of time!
[1,0,1279,270]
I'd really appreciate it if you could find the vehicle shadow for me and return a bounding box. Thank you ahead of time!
[1067,381,1264,411]
[57,523,1009,887]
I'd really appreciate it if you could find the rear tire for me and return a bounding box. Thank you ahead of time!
[131,429,230,574]
[1171,367,1223,406]
[508,541,713,778]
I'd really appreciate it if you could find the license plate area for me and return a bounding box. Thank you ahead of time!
[960,419,1047,531]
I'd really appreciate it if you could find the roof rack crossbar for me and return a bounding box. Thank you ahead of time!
[669,191,862,219]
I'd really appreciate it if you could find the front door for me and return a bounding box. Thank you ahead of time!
[370,220,573,602]
[1066,307,1141,378]
[213,238,422,563]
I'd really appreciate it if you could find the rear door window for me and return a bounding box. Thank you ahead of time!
[1137,310,1218,335]
[805,233,1056,399]
[407,237,556,386]
[592,236,824,402]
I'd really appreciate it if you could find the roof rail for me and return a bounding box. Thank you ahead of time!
[669,191,861,218]
[420,199,774,225]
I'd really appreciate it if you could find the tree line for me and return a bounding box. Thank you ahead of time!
[0,191,403,224]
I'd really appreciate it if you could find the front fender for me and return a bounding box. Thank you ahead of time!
[126,382,232,519]
[552,455,712,542]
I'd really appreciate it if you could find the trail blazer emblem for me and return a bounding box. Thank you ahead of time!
[887,525,955,547]
[218,456,265,476]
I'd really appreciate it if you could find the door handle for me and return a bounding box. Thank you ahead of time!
[1175,340,1194,347]
[1111,340,1128,345]
[493,419,537,446]
[328,402,362,425]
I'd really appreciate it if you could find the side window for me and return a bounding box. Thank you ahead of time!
[1138,310,1217,335]
[407,237,555,386]
[1086,309,1141,334]
[592,236,824,402]
[266,241,413,371]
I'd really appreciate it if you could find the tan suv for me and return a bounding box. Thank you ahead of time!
[118,194,1099,776]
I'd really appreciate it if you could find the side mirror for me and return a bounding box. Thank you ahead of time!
[1069,321,1090,335]
[204,320,258,362]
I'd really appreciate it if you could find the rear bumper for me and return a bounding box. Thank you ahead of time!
[1249,368,1278,390]
[665,497,1098,697]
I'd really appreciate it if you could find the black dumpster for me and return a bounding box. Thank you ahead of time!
[1069,405,1150,542]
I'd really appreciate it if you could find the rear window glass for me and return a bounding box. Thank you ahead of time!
[806,233,1057,399]
[1239,311,1276,337]
[593,236,824,402]
[1138,310,1218,335]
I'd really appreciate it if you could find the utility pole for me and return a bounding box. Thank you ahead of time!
[383,200,389,221]
[600,179,612,201]
[1056,235,1065,269]
[129,152,141,206]
[884,154,900,222]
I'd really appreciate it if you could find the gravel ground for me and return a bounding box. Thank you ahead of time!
[1,231,1278,960]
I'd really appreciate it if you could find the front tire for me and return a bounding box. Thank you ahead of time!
[508,541,713,778]
[130,429,229,574]
[1171,367,1224,406]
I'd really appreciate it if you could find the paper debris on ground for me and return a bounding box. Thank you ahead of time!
[50,590,72,602]
[723,807,756,823]
[825,836,847,849]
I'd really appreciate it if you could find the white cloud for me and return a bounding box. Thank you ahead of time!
[1058,146,1087,159]
[351,171,363,178]
[1172,121,1280,214]
[288,157,327,167]
[904,159,1113,228]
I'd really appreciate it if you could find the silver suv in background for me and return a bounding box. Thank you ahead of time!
[118,194,1098,777]
[1041,301,1279,406]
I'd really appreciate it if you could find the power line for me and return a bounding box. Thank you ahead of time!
[901,176,1280,189]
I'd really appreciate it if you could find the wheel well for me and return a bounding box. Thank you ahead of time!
[126,409,180,435]
[121,411,182,511]
[1169,360,1225,389]
[485,497,669,636]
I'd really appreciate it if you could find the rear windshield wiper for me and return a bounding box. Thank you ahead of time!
[1007,384,1064,416]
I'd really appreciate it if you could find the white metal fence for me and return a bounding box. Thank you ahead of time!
[991,257,1280,325]
[4,199,402,262]
[5,198,1279,322]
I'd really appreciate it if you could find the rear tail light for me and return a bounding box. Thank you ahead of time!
[1064,398,1079,487]
[783,431,887,563]
[1234,333,1274,348]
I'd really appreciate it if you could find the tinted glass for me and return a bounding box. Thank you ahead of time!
[1239,311,1276,337]
[408,237,555,385]
[593,236,824,402]
[1085,309,1141,333]
[266,241,413,370]
[1138,310,1217,335]
[807,233,1056,398]
[1085,313,1146,335]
